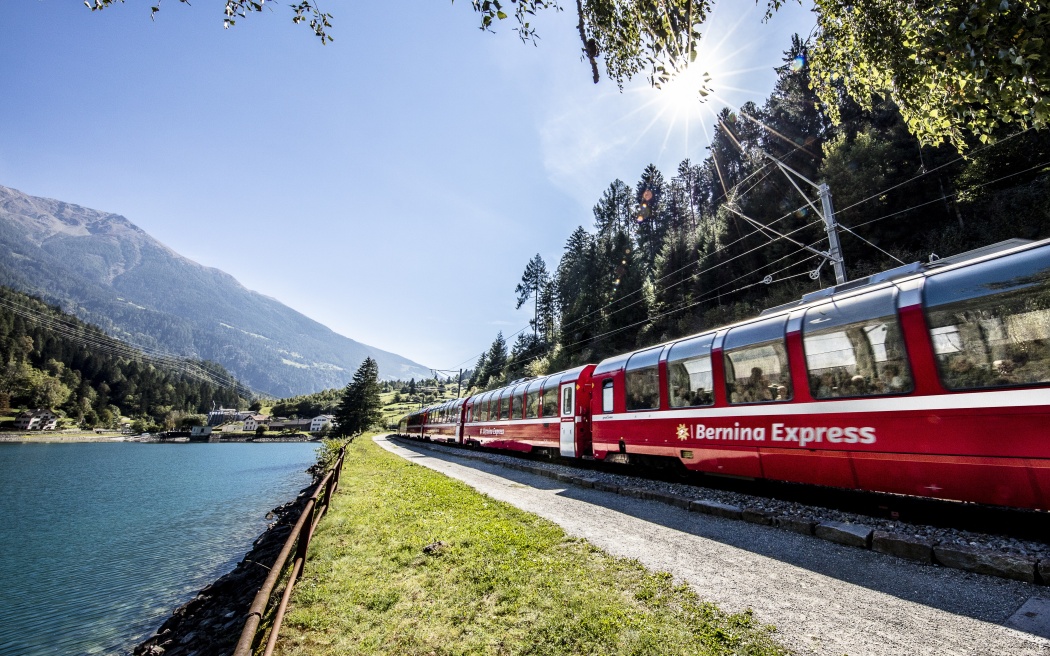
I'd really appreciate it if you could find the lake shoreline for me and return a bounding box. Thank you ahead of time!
[133,470,321,656]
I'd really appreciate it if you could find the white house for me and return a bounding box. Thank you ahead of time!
[243,414,269,432]
[310,415,336,432]
[14,409,59,431]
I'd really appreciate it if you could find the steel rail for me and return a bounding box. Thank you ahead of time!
[232,445,346,656]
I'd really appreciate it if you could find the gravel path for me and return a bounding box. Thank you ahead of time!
[378,436,1050,656]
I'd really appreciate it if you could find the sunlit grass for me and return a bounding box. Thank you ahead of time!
[275,436,787,655]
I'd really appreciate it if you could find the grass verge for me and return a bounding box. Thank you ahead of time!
[275,436,789,655]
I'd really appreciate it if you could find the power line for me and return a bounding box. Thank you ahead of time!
[0,294,253,396]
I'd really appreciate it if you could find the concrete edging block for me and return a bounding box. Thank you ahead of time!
[871,531,934,564]
[689,500,742,519]
[776,516,817,535]
[815,521,873,549]
[934,544,1037,583]
[742,508,776,526]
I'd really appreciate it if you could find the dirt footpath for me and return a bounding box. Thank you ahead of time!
[378,436,1050,656]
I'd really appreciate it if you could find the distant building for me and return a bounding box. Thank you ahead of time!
[310,415,336,432]
[14,409,59,431]
[207,408,238,426]
[267,418,312,433]
[243,414,269,432]
[189,425,215,442]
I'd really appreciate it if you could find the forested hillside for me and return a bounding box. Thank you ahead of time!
[469,35,1050,390]
[0,287,246,429]
[0,185,432,396]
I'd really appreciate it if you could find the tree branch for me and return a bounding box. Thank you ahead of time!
[576,0,600,83]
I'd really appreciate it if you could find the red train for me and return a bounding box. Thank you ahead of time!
[399,238,1050,510]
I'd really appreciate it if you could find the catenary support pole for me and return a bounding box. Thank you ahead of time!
[818,182,847,285]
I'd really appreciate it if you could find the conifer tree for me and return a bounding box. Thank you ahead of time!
[515,254,550,338]
[479,332,508,388]
[333,357,382,437]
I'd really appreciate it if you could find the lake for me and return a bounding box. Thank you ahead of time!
[0,441,318,655]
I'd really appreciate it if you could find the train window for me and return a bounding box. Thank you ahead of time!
[667,334,715,407]
[561,384,573,417]
[724,317,791,404]
[525,380,542,419]
[925,245,1050,390]
[498,390,511,420]
[625,346,661,411]
[487,397,498,422]
[803,292,912,398]
[602,379,614,413]
[541,381,559,418]
[511,384,528,419]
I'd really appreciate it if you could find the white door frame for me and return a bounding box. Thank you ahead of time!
[559,382,576,457]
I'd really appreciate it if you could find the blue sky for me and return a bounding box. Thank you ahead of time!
[0,1,815,375]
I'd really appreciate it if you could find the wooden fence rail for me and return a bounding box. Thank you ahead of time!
[232,444,346,656]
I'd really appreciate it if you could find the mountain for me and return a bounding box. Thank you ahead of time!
[0,184,431,397]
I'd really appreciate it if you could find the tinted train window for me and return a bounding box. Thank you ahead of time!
[625,347,661,411]
[602,379,614,413]
[541,383,559,418]
[525,377,541,419]
[499,391,511,420]
[511,384,528,419]
[525,388,541,419]
[925,245,1050,390]
[724,317,792,404]
[487,397,498,421]
[667,334,715,407]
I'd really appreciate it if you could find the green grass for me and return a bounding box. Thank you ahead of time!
[275,436,788,656]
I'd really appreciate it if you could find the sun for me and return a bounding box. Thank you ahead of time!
[658,63,716,112]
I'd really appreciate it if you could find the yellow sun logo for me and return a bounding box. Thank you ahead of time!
[676,424,689,441]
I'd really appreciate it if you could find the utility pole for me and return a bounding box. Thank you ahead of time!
[766,154,848,285]
[456,369,462,398]
[818,183,847,285]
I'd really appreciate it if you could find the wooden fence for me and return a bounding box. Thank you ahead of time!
[232,444,346,656]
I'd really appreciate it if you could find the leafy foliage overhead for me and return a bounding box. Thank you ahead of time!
[85,0,334,44]
[810,0,1050,149]
[471,0,1049,149]
[85,0,1047,147]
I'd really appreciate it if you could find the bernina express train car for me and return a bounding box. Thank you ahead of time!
[460,365,596,457]
[588,238,1050,509]
[421,398,465,444]
[399,409,425,439]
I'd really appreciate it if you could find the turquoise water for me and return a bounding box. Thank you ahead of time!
[0,442,318,656]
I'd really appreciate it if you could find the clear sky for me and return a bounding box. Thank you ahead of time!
[0,1,815,374]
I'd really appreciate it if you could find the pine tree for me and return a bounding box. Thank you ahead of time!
[333,357,382,437]
[479,333,508,388]
[514,254,550,338]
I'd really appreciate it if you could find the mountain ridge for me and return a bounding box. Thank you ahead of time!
[0,184,431,396]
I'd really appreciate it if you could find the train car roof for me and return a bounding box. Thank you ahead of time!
[592,236,1048,374]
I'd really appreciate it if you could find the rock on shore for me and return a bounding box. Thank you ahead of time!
[134,475,319,656]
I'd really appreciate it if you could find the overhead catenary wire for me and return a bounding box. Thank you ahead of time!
[0,295,253,396]
[446,67,1042,376]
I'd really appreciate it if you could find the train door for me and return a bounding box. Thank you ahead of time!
[559,382,576,457]
[456,402,464,443]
